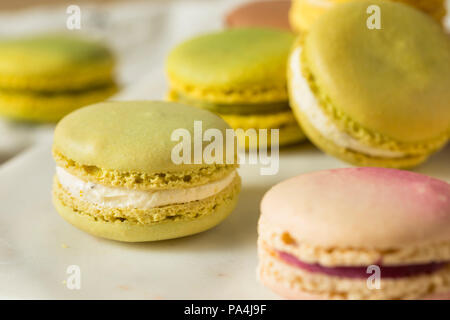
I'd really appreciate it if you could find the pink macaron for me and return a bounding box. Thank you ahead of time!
[258,167,450,300]
[224,0,292,31]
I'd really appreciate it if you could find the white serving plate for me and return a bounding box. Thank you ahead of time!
[0,138,448,299]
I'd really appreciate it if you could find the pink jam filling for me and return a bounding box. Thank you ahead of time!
[277,251,448,279]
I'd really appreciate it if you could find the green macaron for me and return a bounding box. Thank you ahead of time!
[167,28,305,148]
[288,0,450,168]
[0,33,117,122]
[52,101,241,242]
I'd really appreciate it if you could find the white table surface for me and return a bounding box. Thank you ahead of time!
[0,140,448,299]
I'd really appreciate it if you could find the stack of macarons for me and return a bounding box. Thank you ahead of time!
[52,101,241,242]
[289,0,448,33]
[288,0,450,168]
[166,28,305,149]
[0,33,117,122]
[258,167,450,299]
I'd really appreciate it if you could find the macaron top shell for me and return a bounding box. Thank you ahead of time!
[167,28,295,101]
[260,167,450,249]
[302,1,450,143]
[54,101,232,174]
[0,33,114,90]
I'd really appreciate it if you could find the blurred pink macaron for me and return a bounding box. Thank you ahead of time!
[224,0,292,31]
[258,167,450,300]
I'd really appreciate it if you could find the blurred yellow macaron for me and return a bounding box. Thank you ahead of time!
[288,1,450,168]
[0,33,117,122]
[166,28,306,149]
[289,0,447,33]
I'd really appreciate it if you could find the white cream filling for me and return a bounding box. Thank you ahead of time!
[289,47,405,159]
[56,167,236,210]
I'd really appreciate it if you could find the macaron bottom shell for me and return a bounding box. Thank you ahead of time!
[258,246,450,300]
[233,123,305,150]
[259,269,450,300]
[291,104,431,168]
[53,175,241,242]
[168,91,305,148]
[221,111,305,148]
[0,84,117,123]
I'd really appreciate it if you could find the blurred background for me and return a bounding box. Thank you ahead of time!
[0,0,248,97]
[0,0,250,163]
[0,0,448,165]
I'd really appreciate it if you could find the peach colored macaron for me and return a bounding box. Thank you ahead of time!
[258,167,450,300]
[224,0,292,31]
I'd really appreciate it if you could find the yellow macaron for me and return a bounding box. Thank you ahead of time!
[0,33,117,122]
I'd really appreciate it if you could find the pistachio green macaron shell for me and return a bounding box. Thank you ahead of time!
[53,190,240,242]
[166,28,305,148]
[0,84,118,122]
[54,101,234,175]
[304,0,450,144]
[53,173,241,242]
[166,28,295,104]
[0,33,117,123]
[0,33,115,91]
